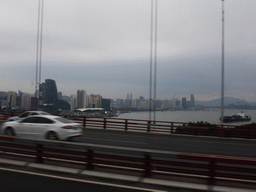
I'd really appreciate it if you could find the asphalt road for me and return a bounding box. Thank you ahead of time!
[0,167,156,192]
[73,128,256,158]
[1,120,256,158]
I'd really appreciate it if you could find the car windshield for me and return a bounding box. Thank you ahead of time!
[55,117,74,124]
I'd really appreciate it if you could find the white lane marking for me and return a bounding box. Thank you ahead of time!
[0,166,166,192]
[83,137,147,145]
[29,163,79,174]
[82,170,140,182]
[0,158,27,166]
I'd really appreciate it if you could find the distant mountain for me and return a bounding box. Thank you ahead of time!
[195,97,251,107]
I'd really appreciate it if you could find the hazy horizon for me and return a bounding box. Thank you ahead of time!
[1,1,256,101]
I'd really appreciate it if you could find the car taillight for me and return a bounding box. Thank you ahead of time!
[61,126,73,129]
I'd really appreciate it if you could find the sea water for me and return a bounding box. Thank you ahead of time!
[117,109,256,125]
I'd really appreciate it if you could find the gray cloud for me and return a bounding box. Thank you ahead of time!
[1,0,256,101]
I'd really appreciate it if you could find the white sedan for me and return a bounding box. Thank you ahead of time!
[2,115,83,140]
[7,111,51,121]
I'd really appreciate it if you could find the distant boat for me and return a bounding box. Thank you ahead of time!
[220,111,251,123]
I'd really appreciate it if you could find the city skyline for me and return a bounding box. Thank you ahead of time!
[1,1,256,101]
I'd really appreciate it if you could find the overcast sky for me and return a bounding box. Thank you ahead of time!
[1,0,256,101]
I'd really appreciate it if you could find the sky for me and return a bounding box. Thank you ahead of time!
[1,0,256,101]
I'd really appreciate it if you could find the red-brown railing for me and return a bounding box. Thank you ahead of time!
[0,135,255,187]
[1,111,256,139]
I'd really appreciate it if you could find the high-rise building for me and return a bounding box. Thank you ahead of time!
[21,93,31,110]
[130,93,132,100]
[58,92,62,100]
[182,97,187,109]
[77,90,88,108]
[190,94,195,108]
[70,94,76,111]
[43,79,58,104]
[101,99,110,111]
[89,94,102,108]
[7,91,17,109]
[0,92,7,108]
[175,100,181,109]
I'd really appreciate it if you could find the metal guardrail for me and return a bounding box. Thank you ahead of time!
[1,111,256,139]
[0,135,255,187]
[71,116,256,139]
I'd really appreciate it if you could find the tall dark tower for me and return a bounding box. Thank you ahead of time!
[43,79,58,104]
[190,94,195,108]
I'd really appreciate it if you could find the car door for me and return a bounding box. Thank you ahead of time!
[18,117,39,138]
[34,117,55,139]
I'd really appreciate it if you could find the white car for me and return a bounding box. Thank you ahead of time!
[2,115,83,140]
[7,111,51,121]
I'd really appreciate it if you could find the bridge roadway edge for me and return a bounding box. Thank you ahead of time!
[0,157,255,192]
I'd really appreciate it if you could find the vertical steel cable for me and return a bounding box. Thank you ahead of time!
[35,0,41,98]
[39,0,44,86]
[153,0,157,122]
[149,0,153,121]
[221,0,225,123]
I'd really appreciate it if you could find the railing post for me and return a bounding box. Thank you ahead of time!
[83,117,86,128]
[86,149,94,170]
[247,126,251,139]
[171,122,174,134]
[144,153,151,177]
[103,118,107,129]
[125,119,128,131]
[220,124,224,137]
[147,121,151,132]
[208,158,215,188]
[36,144,43,163]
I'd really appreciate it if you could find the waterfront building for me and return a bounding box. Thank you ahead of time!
[163,100,169,109]
[182,97,187,109]
[7,91,17,109]
[0,92,7,108]
[116,99,125,108]
[190,94,195,108]
[21,93,31,110]
[70,94,76,112]
[43,79,58,104]
[0,91,7,98]
[77,90,88,108]
[89,94,102,108]
[58,92,62,100]
[30,97,38,110]
[101,98,111,111]
[176,100,181,109]
[131,99,136,108]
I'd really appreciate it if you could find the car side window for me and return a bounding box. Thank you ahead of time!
[39,117,54,124]
[31,113,38,115]
[22,117,39,123]
[20,112,29,118]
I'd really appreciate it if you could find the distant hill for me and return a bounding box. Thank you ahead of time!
[195,97,251,107]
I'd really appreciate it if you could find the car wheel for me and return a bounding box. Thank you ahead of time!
[47,132,58,140]
[5,127,15,136]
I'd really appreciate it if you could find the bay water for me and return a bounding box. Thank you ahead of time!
[118,109,256,125]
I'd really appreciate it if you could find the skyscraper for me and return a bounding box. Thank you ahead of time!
[77,90,88,108]
[182,97,187,109]
[43,79,58,104]
[58,92,62,100]
[190,94,195,108]
[21,93,31,110]
[7,91,17,109]
[89,94,102,108]
[101,98,110,111]
[70,94,76,111]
